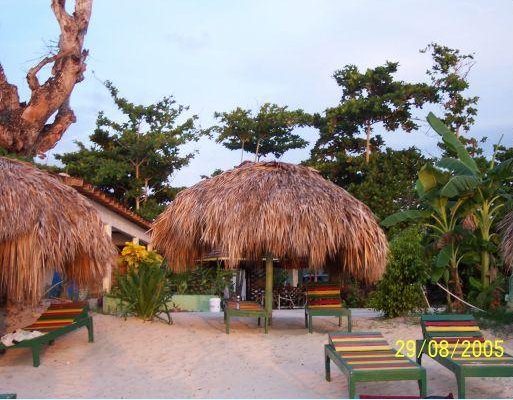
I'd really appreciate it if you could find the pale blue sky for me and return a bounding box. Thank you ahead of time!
[1,0,512,186]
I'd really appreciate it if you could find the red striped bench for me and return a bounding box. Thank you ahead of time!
[325,331,426,398]
[418,314,513,398]
[305,283,351,333]
[0,302,93,367]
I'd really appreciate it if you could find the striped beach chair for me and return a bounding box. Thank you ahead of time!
[417,314,513,398]
[0,302,93,367]
[304,283,351,333]
[325,331,427,399]
[224,300,269,334]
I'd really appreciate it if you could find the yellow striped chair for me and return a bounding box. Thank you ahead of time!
[417,314,513,398]
[0,302,93,367]
[325,331,426,399]
[223,300,269,334]
[304,283,351,333]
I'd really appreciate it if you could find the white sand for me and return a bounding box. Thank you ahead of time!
[1,309,512,398]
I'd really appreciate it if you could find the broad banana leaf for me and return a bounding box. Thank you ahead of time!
[381,209,431,227]
[436,245,453,268]
[440,175,480,197]
[437,157,476,176]
[416,163,447,196]
[490,158,513,180]
[427,112,479,173]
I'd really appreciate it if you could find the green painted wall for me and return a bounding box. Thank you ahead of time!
[102,294,221,314]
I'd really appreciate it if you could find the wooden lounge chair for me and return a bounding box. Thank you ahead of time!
[325,331,427,399]
[224,300,269,334]
[417,314,513,399]
[0,302,93,367]
[304,282,351,333]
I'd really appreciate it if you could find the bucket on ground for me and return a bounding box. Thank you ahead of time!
[209,297,221,312]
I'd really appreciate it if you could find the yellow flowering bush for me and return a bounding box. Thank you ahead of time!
[119,242,163,269]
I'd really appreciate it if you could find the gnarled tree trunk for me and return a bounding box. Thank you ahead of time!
[0,0,92,157]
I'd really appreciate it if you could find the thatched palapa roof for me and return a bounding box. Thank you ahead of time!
[0,157,117,304]
[151,161,388,283]
[500,211,513,270]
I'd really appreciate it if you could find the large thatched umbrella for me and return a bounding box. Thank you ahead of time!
[0,157,117,304]
[151,161,388,318]
[500,211,513,269]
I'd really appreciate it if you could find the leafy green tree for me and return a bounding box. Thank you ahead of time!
[323,62,436,163]
[57,81,200,219]
[421,43,479,154]
[214,103,311,161]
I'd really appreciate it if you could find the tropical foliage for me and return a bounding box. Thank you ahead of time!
[382,113,513,310]
[368,226,429,317]
[167,265,234,297]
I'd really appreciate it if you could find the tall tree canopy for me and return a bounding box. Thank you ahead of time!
[320,62,436,163]
[213,103,311,161]
[0,0,92,157]
[57,81,199,220]
[421,43,479,140]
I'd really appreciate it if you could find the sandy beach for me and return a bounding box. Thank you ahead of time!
[1,309,512,399]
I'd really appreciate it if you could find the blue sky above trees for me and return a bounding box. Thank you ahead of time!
[1,0,511,186]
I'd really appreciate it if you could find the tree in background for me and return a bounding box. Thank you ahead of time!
[57,81,200,220]
[421,43,479,154]
[324,62,436,163]
[214,103,311,161]
[0,0,92,156]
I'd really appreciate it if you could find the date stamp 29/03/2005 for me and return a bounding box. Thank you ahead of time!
[395,339,505,359]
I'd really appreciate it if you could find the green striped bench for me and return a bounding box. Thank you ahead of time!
[325,331,426,399]
[0,302,93,367]
[305,283,351,333]
[223,300,269,334]
[417,314,513,398]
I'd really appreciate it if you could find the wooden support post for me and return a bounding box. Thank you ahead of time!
[102,224,113,293]
[265,254,273,324]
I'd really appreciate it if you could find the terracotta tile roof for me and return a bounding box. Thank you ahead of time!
[56,174,151,230]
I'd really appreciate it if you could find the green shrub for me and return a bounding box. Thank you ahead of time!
[368,226,429,317]
[167,265,234,297]
[112,244,173,323]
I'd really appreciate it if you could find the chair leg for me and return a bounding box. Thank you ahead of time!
[347,313,352,332]
[308,315,313,334]
[304,311,308,328]
[418,369,427,398]
[338,315,342,327]
[456,373,466,399]
[264,316,268,334]
[225,315,230,334]
[87,317,94,343]
[348,376,356,399]
[31,344,42,367]
[258,317,261,326]
[324,347,331,382]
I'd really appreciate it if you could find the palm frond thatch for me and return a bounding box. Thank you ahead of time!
[151,161,388,283]
[0,157,117,304]
[499,211,513,270]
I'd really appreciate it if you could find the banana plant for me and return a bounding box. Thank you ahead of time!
[382,113,512,310]
[427,113,513,288]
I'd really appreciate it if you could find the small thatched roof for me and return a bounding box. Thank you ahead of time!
[151,161,388,283]
[500,211,513,270]
[0,157,117,304]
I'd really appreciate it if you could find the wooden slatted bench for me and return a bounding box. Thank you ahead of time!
[223,300,269,334]
[417,314,513,398]
[0,302,93,367]
[305,283,351,333]
[325,331,427,399]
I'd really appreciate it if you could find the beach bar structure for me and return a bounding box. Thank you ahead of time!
[151,161,388,322]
